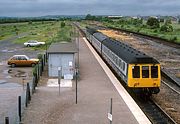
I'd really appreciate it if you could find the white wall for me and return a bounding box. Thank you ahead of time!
[48,53,74,77]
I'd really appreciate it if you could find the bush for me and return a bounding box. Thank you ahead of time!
[160,24,173,32]
[171,36,177,41]
[61,22,66,28]
[146,17,160,29]
[37,54,43,60]
[32,64,38,76]
[154,29,158,33]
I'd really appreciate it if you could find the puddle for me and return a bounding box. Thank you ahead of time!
[1,49,15,53]
[0,82,21,88]
[3,69,9,74]
[0,61,6,66]
[5,75,12,79]
[0,80,7,84]
[15,70,27,77]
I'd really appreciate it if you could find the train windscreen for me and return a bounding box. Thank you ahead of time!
[151,66,158,78]
[142,66,149,78]
[132,66,140,78]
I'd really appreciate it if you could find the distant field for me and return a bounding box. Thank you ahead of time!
[0,21,73,50]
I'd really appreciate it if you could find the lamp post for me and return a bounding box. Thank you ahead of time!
[75,67,78,104]
[78,30,79,69]
[58,67,61,95]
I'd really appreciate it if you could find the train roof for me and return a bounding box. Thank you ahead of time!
[102,37,159,64]
[86,27,97,35]
[85,27,159,64]
[93,32,108,42]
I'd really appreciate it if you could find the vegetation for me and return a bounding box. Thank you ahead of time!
[0,20,73,50]
[146,17,160,29]
[84,14,180,43]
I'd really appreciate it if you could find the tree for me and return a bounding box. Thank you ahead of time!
[146,17,160,29]
[28,21,32,24]
[159,18,164,23]
[61,21,65,28]
[160,24,173,32]
[165,19,172,25]
[85,14,96,20]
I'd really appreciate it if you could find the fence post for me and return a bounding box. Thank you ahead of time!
[38,64,39,80]
[32,76,35,93]
[40,61,42,76]
[43,54,46,65]
[27,83,31,101]
[18,96,21,122]
[41,59,44,72]
[25,83,31,107]
[5,117,9,124]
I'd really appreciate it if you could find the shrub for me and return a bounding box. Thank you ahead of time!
[61,22,66,28]
[146,17,160,29]
[160,24,173,32]
[171,36,177,41]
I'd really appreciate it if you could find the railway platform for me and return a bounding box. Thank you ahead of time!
[22,36,151,124]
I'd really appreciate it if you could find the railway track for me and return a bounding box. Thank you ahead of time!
[162,80,180,95]
[137,99,177,124]
[161,70,180,87]
[75,23,179,124]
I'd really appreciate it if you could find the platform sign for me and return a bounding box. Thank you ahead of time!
[108,113,112,121]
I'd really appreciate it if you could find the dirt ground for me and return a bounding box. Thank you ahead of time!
[0,37,43,123]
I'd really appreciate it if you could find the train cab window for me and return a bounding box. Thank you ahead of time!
[142,66,149,78]
[151,66,158,78]
[132,66,140,78]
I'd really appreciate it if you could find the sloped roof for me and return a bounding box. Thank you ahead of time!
[47,42,77,54]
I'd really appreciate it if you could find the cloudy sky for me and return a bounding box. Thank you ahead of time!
[0,0,180,17]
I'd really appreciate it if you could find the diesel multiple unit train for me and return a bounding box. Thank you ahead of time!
[85,27,161,95]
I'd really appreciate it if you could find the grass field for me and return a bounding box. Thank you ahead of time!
[0,21,73,50]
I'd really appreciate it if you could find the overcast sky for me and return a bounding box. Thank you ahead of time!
[0,0,180,17]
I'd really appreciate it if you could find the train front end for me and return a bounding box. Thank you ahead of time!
[128,63,161,94]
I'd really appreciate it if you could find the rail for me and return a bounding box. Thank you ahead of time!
[138,99,178,124]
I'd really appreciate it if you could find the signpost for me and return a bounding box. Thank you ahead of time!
[108,98,113,124]
[58,67,61,95]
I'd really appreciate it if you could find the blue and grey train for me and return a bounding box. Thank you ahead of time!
[85,27,161,95]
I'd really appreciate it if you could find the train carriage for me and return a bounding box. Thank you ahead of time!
[92,32,108,54]
[85,27,161,95]
[86,27,97,43]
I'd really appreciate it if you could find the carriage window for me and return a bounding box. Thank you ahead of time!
[122,62,125,71]
[142,66,149,78]
[151,66,158,78]
[119,59,122,68]
[132,66,140,78]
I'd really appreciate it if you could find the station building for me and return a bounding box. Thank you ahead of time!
[47,42,77,79]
